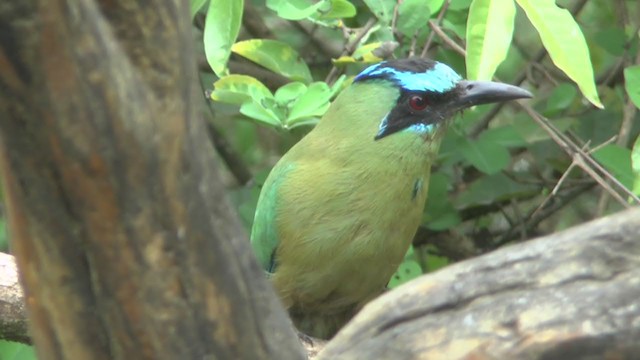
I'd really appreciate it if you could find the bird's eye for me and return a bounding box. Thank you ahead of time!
[408,95,428,111]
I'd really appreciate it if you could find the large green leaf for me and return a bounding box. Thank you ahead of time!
[203,0,243,77]
[397,0,432,36]
[362,0,395,22]
[210,75,273,105]
[516,0,602,108]
[466,0,515,80]
[624,65,640,109]
[232,40,312,83]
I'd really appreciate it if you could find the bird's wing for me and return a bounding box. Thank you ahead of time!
[250,162,295,273]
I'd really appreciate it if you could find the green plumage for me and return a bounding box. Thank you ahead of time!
[251,81,445,338]
[250,59,532,338]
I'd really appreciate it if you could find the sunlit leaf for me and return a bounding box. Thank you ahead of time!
[232,39,312,83]
[516,0,602,108]
[211,75,273,105]
[203,0,243,76]
[317,0,357,19]
[466,0,515,80]
[267,0,327,20]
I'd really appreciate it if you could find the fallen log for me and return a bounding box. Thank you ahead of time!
[320,207,640,359]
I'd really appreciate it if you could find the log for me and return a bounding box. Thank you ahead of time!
[320,207,640,359]
[0,253,28,343]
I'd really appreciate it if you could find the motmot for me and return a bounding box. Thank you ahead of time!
[250,58,532,338]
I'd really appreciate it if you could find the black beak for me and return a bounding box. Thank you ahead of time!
[453,80,532,109]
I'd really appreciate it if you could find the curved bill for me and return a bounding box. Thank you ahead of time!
[453,80,532,109]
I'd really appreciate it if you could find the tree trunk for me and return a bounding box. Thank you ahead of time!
[0,0,304,359]
[319,207,640,360]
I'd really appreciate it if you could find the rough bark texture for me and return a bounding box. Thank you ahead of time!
[319,207,640,359]
[0,0,304,359]
[0,253,28,344]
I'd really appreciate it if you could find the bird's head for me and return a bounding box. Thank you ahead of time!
[351,58,532,140]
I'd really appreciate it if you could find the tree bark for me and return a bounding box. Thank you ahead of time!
[0,0,304,359]
[319,207,640,360]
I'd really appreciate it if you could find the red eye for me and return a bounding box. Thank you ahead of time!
[408,95,428,111]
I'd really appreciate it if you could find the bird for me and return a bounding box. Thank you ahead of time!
[250,58,532,339]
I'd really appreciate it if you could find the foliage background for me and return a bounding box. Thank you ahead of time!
[196,0,640,286]
[1,0,639,357]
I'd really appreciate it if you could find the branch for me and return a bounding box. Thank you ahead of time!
[321,208,640,359]
[0,253,28,344]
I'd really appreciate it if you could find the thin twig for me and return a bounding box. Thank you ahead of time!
[420,0,451,58]
[325,18,377,84]
[427,20,466,56]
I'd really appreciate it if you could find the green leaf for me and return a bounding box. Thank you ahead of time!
[480,125,527,147]
[545,82,578,115]
[191,0,208,18]
[388,260,423,288]
[456,173,538,207]
[466,0,516,80]
[632,135,640,196]
[594,28,627,56]
[624,65,640,109]
[427,0,446,13]
[232,40,312,83]
[203,0,243,77]
[329,75,348,98]
[287,82,332,125]
[362,0,395,22]
[592,145,634,190]
[511,116,574,143]
[0,341,37,360]
[459,134,511,174]
[449,0,472,11]
[275,82,307,106]
[397,0,432,36]
[211,75,273,105]
[318,0,357,19]
[515,0,602,108]
[267,0,327,20]
[240,100,283,128]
